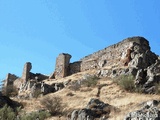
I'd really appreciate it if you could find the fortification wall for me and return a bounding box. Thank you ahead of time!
[80,40,132,71]
[79,37,150,71]
[69,61,81,74]
[4,73,18,87]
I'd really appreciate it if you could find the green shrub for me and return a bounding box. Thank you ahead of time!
[154,82,160,94]
[0,105,16,120]
[68,82,81,92]
[0,105,50,120]
[134,85,143,93]
[82,75,99,87]
[40,96,66,115]
[20,111,51,120]
[113,74,135,92]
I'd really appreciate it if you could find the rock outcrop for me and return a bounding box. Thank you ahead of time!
[68,98,113,120]
[124,100,160,120]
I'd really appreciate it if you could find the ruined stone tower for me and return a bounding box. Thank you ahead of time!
[21,62,32,83]
[54,53,71,79]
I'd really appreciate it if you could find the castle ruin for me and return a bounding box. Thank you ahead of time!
[3,36,160,95]
[54,36,157,78]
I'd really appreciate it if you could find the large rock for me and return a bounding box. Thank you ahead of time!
[124,100,160,120]
[128,40,157,69]
[69,98,112,120]
[133,60,160,93]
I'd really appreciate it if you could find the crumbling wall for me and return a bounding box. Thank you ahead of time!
[55,53,71,79]
[30,73,49,81]
[79,39,132,71]
[4,73,18,87]
[79,37,156,71]
[69,61,81,74]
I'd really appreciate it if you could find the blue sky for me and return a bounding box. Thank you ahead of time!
[0,0,160,80]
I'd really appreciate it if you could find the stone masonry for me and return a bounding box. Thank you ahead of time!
[80,37,153,71]
[4,73,18,88]
[54,53,72,79]
[21,62,32,83]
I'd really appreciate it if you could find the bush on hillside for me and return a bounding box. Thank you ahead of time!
[40,96,66,115]
[81,75,100,87]
[154,82,160,94]
[68,82,81,92]
[0,104,50,120]
[20,111,51,120]
[113,74,135,92]
[0,105,16,120]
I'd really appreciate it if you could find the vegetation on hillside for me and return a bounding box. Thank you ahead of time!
[113,74,135,92]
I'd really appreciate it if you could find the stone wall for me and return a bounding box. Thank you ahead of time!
[69,61,81,74]
[54,53,72,79]
[4,73,18,87]
[79,37,157,71]
[30,73,49,81]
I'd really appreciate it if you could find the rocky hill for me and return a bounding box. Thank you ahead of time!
[1,36,160,120]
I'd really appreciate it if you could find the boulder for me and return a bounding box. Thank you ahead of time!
[124,100,160,120]
[69,98,112,120]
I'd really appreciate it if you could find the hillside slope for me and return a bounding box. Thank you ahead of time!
[12,70,160,120]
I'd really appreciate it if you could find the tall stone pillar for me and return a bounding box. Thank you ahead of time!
[22,62,32,83]
[55,53,71,79]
